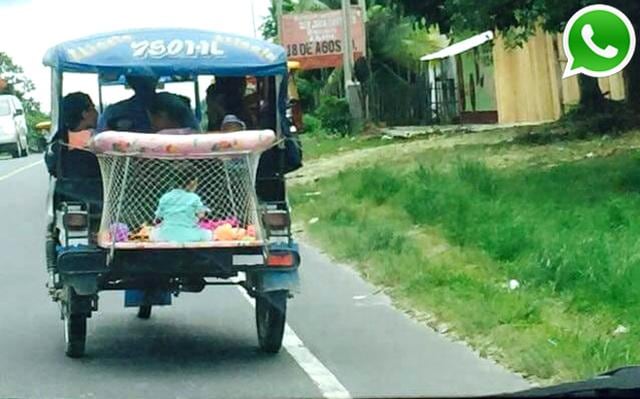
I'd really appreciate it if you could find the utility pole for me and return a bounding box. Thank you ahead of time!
[341,0,363,130]
[275,0,284,43]
[358,0,367,54]
[341,0,354,85]
[250,0,258,38]
[357,0,368,118]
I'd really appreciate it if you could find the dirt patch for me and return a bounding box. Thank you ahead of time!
[290,130,518,186]
[290,130,640,185]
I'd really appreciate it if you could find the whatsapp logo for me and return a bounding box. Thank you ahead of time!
[563,4,636,78]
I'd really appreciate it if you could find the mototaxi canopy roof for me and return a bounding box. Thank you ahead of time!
[43,28,288,77]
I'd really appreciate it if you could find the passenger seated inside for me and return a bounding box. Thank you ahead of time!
[220,114,246,133]
[97,74,200,133]
[45,92,102,242]
[45,92,99,177]
[148,92,201,134]
[206,77,252,131]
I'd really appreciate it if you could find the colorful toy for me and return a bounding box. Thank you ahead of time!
[198,219,217,231]
[246,224,256,238]
[199,217,240,231]
[129,223,152,242]
[233,228,247,240]
[109,223,129,242]
[213,223,235,241]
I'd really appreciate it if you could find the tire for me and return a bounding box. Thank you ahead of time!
[10,141,20,159]
[64,314,87,358]
[137,305,152,319]
[21,139,29,157]
[45,233,58,273]
[256,290,287,353]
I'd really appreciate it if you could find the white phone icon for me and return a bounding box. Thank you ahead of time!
[582,24,619,58]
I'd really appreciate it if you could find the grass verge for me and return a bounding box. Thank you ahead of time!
[290,150,640,384]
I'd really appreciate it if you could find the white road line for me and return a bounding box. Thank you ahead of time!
[0,160,43,183]
[234,279,351,399]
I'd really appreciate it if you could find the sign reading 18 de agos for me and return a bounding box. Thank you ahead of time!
[280,7,365,70]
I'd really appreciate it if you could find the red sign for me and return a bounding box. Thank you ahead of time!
[280,7,365,70]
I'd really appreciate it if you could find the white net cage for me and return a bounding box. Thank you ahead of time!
[96,152,265,249]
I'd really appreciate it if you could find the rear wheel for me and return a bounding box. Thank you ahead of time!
[137,305,152,319]
[256,290,287,353]
[64,314,87,358]
[62,287,91,358]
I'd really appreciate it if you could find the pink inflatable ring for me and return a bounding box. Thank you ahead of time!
[90,130,277,158]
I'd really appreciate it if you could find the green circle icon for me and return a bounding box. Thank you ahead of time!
[563,4,636,78]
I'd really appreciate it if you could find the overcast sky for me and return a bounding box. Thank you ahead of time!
[0,0,271,112]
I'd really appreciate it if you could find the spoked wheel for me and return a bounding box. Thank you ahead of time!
[64,313,87,358]
[137,305,152,319]
[256,290,287,353]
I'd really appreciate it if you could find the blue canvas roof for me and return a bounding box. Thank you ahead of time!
[43,28,287,77]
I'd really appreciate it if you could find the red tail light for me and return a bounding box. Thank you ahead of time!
[267,252,295,267]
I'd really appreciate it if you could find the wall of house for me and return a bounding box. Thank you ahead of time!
[492,28,627,124]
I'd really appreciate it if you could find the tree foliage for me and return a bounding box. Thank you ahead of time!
[367,3,448,72]
[397,0,640,109]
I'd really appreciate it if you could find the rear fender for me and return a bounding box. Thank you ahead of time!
[61,286,95,316]
[62,275,100,297]
[57,248,108,295]
[258,241,301,294]
[260,269,300,294]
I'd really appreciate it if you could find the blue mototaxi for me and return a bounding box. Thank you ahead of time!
[43,28,302,358]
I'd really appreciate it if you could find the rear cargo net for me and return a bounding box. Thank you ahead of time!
[93,132,274,249]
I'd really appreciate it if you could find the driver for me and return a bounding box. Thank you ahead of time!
[97,74,158,133]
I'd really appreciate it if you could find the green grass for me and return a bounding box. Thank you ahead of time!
[290,151,640,383]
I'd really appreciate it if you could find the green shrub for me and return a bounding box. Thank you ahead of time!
[296,76,320,112]
[302,114,322,134]
[315,96,351,135]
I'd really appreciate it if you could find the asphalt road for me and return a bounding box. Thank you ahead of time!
[0,154,530,399]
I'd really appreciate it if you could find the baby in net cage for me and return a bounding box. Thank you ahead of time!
[150,169,213,243]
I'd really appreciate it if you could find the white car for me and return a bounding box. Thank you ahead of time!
[0,94,29,158]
